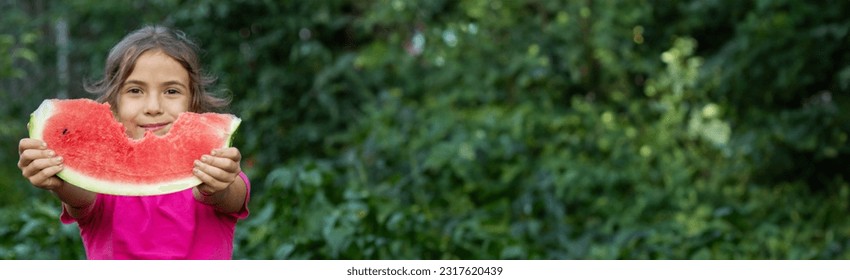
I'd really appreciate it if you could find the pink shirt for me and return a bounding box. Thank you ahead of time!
[61,172,250,259]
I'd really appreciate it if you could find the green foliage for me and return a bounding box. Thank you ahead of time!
[2,0,849,259]
[0,1,50,209]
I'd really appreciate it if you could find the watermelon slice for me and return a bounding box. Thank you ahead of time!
[28,99,241,196]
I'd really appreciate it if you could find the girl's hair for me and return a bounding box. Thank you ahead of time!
[85,25,228,113]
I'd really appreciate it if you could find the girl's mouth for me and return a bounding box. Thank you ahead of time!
[140,122,169,132]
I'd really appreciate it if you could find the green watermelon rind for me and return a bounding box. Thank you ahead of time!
[28,99,53,141]
[58,167,204,196]
[29,99,242,196]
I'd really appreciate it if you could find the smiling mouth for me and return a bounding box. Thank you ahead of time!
[140,123,170,132]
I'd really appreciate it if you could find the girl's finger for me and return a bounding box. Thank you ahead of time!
[194,184,216,197]
[200,154,240,173]
[22,156,63,178]
[192,166,220,189]
[18,149,55,169]
[18,138,46,155]
[28,164,64,189]
[193,163,231,190]
[211,147,241,162]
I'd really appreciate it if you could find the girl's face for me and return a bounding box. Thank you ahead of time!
[117,50,191,139]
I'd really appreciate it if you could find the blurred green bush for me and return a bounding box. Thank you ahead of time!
[1,0,849,259]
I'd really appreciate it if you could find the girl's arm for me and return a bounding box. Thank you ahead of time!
[18,138,96,218]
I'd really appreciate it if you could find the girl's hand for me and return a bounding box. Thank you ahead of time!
[192,147,242,201]
[18,138,66,190]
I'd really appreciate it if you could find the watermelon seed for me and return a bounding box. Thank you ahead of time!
[62,128,69,135]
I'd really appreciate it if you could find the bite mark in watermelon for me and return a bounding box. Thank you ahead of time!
[28,99,241,196]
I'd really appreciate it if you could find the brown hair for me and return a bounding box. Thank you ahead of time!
[85,25,228,113]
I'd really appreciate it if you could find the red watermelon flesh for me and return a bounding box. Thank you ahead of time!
[28,99,241,196]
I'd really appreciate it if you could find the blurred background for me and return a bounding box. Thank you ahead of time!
[2,0,850,259]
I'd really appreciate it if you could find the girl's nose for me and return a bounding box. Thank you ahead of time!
[144,94,163,115]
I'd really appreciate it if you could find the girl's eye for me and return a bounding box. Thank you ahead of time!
[165,89,180,95]
[126,88,142,94]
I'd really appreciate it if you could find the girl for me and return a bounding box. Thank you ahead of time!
[16,25,250,259]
